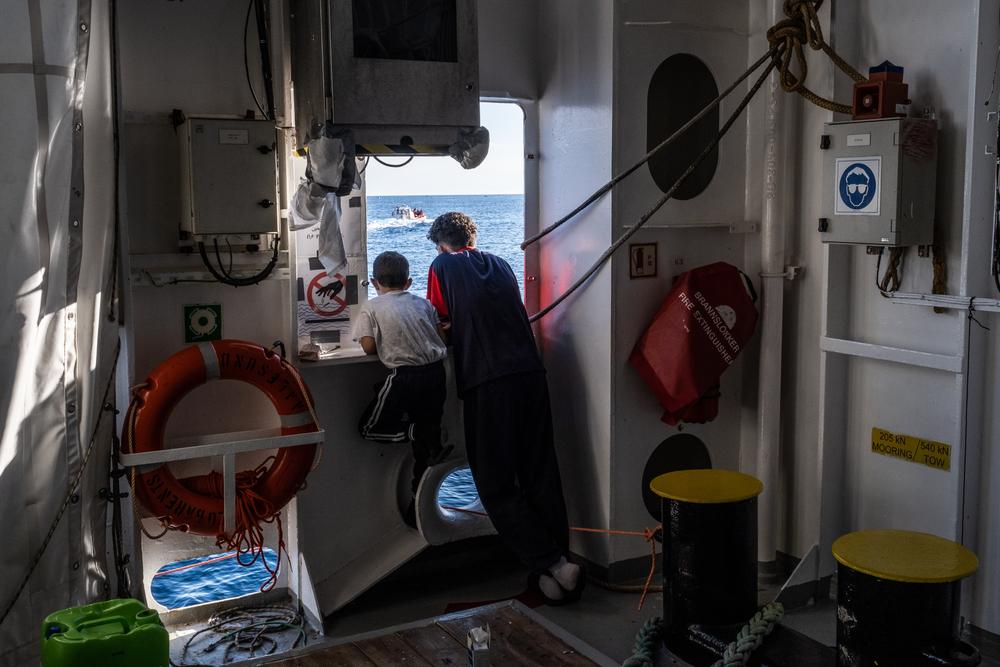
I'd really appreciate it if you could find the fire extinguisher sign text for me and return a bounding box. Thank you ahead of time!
[678,291,741,365]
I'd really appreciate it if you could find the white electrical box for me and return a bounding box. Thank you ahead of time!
[820,117,937,246]
[179,118,279,236]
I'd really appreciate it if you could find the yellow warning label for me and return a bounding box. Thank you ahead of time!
[871,428,951,472]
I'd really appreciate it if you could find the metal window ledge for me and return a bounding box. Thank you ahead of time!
[820,336,964,374]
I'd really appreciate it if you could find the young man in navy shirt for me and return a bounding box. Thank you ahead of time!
[426,212,582,604]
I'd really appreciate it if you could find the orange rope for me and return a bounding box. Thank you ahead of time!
[441,505,663,611]
[208,457,287,593]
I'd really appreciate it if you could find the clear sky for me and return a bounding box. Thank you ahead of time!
[364,102,525,196]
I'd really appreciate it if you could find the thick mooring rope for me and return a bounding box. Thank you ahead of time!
[620,616,663,667]
[713,602,785,667]
[619,602,784,667]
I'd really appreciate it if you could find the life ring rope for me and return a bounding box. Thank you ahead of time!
[123,340,322,592]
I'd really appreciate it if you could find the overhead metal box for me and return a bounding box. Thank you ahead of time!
[178,118,279,236]
[290,0,479,151]
[820,117,937,246]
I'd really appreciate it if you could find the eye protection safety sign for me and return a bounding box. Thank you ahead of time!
[835,157,881,216]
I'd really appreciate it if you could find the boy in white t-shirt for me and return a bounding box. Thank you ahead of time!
[353,251,451,527]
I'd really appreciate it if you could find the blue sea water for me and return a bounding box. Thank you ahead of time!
[150,548,278,610]
[437,467,478,508]
[365,194,525,299]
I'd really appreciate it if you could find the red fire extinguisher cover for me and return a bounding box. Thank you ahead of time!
[629,262,758,425]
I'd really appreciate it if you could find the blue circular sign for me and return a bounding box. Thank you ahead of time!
[839,162,877,210]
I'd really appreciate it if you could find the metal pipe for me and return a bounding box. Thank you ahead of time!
[755,0,789,568]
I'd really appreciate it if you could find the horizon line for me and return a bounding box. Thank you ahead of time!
[367,192,524,197]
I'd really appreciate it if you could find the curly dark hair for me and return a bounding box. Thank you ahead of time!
[427,211,477,249]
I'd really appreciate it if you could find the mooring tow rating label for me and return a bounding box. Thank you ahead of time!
[871,427,951,472]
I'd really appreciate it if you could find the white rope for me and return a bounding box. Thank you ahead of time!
[713,602,785,667]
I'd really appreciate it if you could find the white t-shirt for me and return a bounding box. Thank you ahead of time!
[352,291,448,368]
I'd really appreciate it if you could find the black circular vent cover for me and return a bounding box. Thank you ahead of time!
[641,433,712,522]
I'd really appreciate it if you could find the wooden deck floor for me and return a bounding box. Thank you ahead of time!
[261,602,601,666]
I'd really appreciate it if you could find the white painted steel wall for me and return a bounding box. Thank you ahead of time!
[118,0,293,480]
[786,1,1000,637]
[478,0,538,99]
[536,0,616,567]
[812,1,974,566]
[117,0,299,591]
[963,1,1000,636]
[609,0,753,566]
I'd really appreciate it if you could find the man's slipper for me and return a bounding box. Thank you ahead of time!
[527,570,584,607]
[557,565,586,604]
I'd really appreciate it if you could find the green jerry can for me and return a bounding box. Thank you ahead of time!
[40,598,169,667]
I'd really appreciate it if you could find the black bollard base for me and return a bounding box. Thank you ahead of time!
[665,622,836,666]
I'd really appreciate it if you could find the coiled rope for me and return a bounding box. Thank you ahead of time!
[767,0,864,114]
[525,0,863,322]
[204,457,287,593]
[619,602,784,667]
[176,604,305,665]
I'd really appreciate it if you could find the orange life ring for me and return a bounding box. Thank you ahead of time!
[126,340,319,537]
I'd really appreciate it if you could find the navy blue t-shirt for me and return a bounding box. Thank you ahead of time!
[427,248,543,395]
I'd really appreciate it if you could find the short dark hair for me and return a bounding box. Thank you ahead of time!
[373,251,409,288]
[427,211,477,249]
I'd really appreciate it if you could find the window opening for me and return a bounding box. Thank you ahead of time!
[437,465,479,509]
[150,547,279,610]
[364,101,525,300]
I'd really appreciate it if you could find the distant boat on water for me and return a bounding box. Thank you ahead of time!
[392,205,427,221]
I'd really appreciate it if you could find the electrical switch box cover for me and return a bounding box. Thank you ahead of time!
[179,118,279,236]
[820,117,937,246]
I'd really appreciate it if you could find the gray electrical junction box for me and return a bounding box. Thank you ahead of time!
[179,118,279,236]
[820,117,937,246]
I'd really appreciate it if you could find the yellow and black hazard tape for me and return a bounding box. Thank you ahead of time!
[294,143,450,158]
[355,143,450,156]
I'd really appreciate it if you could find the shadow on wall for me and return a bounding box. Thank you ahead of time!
[544,326,609,563]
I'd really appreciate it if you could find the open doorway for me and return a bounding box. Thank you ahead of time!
[363,100,526,511]
[363,101,526,298]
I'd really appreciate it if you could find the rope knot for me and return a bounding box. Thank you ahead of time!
[765,0,863,114]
